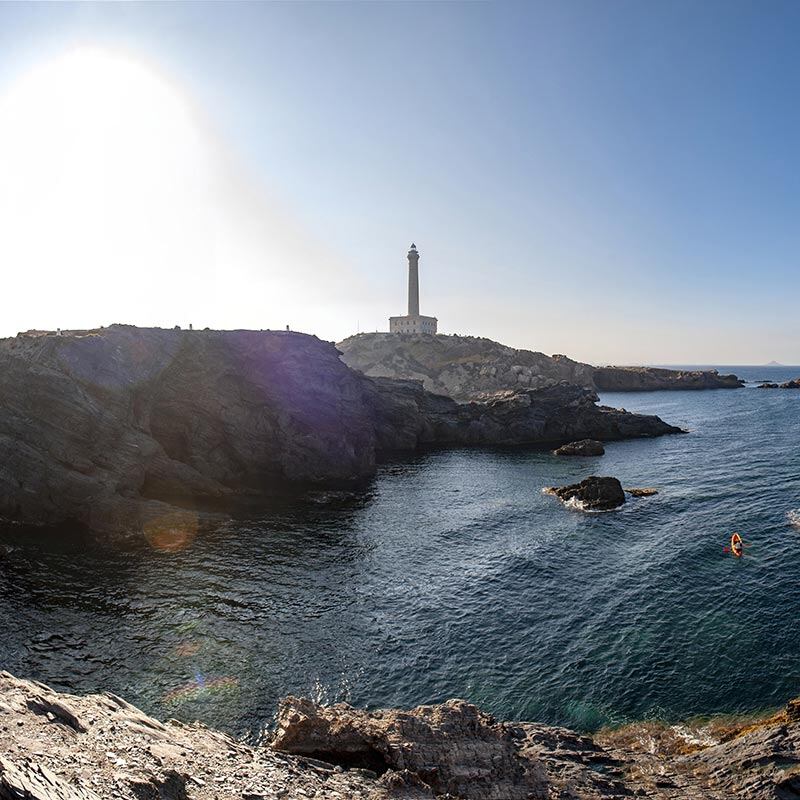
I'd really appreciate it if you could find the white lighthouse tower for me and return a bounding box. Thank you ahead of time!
[389,244,438,334]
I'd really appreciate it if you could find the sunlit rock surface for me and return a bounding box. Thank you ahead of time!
[0,326,680,538]
[338,333,744,399]
[3,673,798,800]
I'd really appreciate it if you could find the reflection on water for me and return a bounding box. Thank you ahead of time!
[2,368,800,739]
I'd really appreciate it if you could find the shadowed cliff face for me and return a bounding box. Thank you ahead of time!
[337,333,744,399]
[0,326,378,538]
[0,326,681,538]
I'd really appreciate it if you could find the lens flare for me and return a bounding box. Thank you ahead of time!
[162,675,239,705]
[174,640,202,658]
[143,510,198,552]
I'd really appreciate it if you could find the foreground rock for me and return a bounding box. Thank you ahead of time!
[337,333,744,400]
[553,439,605,456]
[0,326,682,538]
[6,673,800,799]
[547,476,626,510]
[273,696,548,799]
[0,672,397,800]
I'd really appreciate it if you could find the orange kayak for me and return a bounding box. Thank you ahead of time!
[731,532,743,557]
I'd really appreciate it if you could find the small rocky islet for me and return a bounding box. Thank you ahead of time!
[546,476,660,511]
[758,378,800,389]
[553,439,606,456]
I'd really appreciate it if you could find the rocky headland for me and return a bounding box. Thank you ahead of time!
[2,671,800,800]
[0,326,681,538]
[592,365,744,392]
[337,333,744,401]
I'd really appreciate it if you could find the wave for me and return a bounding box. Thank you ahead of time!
[562,496,621,514]
[788,509,800,529]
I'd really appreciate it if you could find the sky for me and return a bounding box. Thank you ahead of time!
[0,1,798,365]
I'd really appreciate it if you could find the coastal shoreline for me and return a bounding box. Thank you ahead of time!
[1,671,797,799]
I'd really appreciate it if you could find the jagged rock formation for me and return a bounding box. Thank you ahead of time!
[275,695,800,800]
[5,673,800,800]
[0,326,681,538]
[553,439,605,456]
[273,696,548,799]
[546,476,627,511]
[366,380,681,451]
[337,333,744,400]
[0,672,397,800]
[338,333,595,400]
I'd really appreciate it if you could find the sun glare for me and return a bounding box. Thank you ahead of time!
[0,45,356,338]
[0,47,216,331]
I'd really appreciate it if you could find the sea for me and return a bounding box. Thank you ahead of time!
[1,365,799,740]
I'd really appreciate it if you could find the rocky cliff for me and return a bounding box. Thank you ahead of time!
[337,333,743,400]
[2,672,799,800]
[0,326,680,538]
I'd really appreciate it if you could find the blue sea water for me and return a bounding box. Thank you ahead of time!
[1,366,799,738]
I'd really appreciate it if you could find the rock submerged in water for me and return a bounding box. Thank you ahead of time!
[553,439,605,456]
[546,476,626,510]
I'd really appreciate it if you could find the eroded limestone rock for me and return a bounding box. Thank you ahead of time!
[273,696,549,800]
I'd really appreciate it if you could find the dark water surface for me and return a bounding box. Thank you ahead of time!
[2,366,800,739]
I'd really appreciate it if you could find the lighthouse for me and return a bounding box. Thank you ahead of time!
[389,244,438,334]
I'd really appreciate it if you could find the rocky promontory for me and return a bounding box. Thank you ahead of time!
[592,365,744,392]
[338,333,743,400]
[0,326,681,538]
[3,671,800,799]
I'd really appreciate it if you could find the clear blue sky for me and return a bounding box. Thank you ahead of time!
[0,1,798,364]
